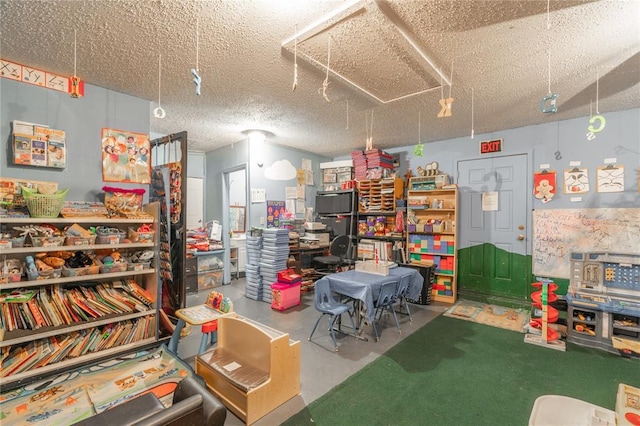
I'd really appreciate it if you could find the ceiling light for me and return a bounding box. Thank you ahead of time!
[248,131,267,145]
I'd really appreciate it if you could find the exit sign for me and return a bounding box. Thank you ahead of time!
[480,139,502,154]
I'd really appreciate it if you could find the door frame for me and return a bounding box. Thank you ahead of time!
[454,151,533,306]
[222,164,248,284]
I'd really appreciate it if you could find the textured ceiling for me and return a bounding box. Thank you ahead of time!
[1,0,638,157]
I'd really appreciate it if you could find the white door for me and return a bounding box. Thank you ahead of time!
[186,177,204,229]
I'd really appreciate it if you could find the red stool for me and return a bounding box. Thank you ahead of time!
[199,319,218,353]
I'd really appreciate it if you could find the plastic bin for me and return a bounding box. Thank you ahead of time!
[31,235,65,247]
[270,282,301,311]
[96,228,125,244]
[127,261,151,271]
[65,234,97,246]
[99,261,128,274]
[128,227,155,243]
[62,258,102,277]
[0,259,23,283]
[27,267,62,281]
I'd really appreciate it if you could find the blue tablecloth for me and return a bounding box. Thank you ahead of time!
[316,267,423,323]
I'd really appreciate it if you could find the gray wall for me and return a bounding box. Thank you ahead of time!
[205,138,330,229]
[338,108,640,210]
[205,139,249,222]
[1,78,151,201]
[247,142,331,229]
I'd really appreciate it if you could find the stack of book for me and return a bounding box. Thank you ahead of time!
[351,150,368,180]
[244,235,263,300]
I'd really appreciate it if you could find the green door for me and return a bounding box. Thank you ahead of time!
[457,154,530,303]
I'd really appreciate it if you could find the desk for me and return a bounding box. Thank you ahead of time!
[316,267,423,324]
[289,245,329,273]
[168,304,224,354]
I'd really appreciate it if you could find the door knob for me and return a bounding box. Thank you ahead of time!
[517,234,525,241]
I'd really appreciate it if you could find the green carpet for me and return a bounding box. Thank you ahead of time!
[284,315,640,426]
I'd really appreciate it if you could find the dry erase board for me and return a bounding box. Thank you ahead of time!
[533,208,640,278]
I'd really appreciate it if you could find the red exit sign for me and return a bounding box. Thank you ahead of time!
[480,139,502,154]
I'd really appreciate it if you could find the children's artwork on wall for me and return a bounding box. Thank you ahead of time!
[101,128,151,184]
[596,164,624,193]
[266,200,285,228]
[533,170,556,203]
[563,167,589,194]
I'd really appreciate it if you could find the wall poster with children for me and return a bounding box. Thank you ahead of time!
[101,128,151,183]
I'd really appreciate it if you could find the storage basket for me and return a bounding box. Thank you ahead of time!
[0,259,23,283]
[21,187,69,218]
[27,267,62,281]
[65,234,97,246]
[99,261,128,274]
[31,235,65,247]
[128,227,155,243]
[62,258,102,277]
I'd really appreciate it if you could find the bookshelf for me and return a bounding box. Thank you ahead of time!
[406,188,458,303]
[0,204,160,388]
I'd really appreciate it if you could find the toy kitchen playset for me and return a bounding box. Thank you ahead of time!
[566,251,640,358]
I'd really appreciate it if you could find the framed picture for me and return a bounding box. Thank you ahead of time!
[101,128,151,184]
[563,167,590,194]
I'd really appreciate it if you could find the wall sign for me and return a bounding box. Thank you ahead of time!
[1,57,84,97]
[480,139,502,154]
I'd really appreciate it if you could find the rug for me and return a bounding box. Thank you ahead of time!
[0,344,192,425]
[443,299,529,332]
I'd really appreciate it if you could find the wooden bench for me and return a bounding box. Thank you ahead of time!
[195,314,300,425]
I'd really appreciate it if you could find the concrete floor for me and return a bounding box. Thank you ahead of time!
[177,278,448,425]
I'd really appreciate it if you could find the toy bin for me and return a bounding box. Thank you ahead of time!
[31,235,65,247]
[62,258,102,277]
[96,228,125,244]
[127,261,151,271]
[127,227,155,243]
[65,234,97,246]
[99,261,128,274]
[270,282,301,311]
[27,267,62,281]
[0,259,23,283]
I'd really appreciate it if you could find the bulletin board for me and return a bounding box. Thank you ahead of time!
[533,208,640,278]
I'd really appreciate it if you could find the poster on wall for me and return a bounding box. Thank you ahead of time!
[101,128,151,184]
[596,164,624,193]
[563,167,589,194]
[266,200,285,228]
[533,170,556,203]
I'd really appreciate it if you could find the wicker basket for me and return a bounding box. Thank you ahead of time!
[21,187,69,218]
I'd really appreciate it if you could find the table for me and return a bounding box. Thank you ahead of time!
[168,304,224,354]
[316,266,423,325]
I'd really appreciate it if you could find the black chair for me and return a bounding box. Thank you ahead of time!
[313,234,352,273]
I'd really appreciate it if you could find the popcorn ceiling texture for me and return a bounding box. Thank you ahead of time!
[1,0,638,156]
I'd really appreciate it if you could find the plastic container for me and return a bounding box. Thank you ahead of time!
[31,235,65,247]
[128,227,155,243]
[96,228,125,245]
[65,234,97,246]
[127,261,151,271]
[27,267,62,281]
[270,282,301,311]
[21,187,68,218]
[62,258,102,277]
[99,261,128,274]
[1,259,23,283]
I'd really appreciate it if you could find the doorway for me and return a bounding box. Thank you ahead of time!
[222,166,247,284]
[456,154,531,304]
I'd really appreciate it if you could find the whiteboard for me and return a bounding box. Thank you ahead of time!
[533,208,640,278]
